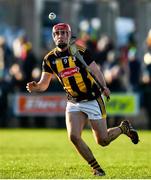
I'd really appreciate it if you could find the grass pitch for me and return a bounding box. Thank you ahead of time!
[0,129,151,179]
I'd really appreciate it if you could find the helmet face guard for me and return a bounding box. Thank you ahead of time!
[52,23,71,48]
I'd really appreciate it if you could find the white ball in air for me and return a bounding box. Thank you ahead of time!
[48,12,56,20]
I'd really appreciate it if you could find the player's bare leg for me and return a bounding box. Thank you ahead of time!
[90,118,139,146]
[66,111,105,176]
[90,118,122,146]
[66,111,92,160]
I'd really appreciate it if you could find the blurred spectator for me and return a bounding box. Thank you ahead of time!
[76,31,90,48]
[11,35,37,92]
[86,39,97,60]
[0,36,13,127]
[31,67,41,82]
[0,36,14,80]
[128,47,141,92]
[9,35,38,127]
[140,29,151,129]
[103,50,126,92]
[96,35,114,65]
[0,37,5,78]
[103,50,127,127]
[117,32,139,92]
[0,76,10,127]
[9,63,25,92]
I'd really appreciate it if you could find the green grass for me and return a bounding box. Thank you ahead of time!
[0,129,151,179]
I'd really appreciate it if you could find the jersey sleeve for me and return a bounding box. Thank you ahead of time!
[83,49,94,65]
[42,59,53,74]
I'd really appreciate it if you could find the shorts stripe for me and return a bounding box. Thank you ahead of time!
[96,96,107,119]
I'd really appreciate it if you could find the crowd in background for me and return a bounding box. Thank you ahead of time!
[0,27,151,129]
[75,29,151,128]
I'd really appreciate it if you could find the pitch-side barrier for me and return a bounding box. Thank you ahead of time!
[10,93,140,117]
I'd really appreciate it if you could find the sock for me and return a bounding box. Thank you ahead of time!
[88,159,104,172]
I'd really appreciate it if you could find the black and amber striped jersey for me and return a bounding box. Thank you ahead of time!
[42,45,101,102]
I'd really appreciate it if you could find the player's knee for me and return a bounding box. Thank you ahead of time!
[69,134,80,145]
[97,137,110,147]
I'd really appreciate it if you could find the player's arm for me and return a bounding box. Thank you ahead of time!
[26,72,52,93]
[83,49,110,98]
[88,61,110,97]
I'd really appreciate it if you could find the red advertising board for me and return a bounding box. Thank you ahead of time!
[14,93,67,116]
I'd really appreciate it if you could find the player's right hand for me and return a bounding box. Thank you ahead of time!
[26,81,38,93]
